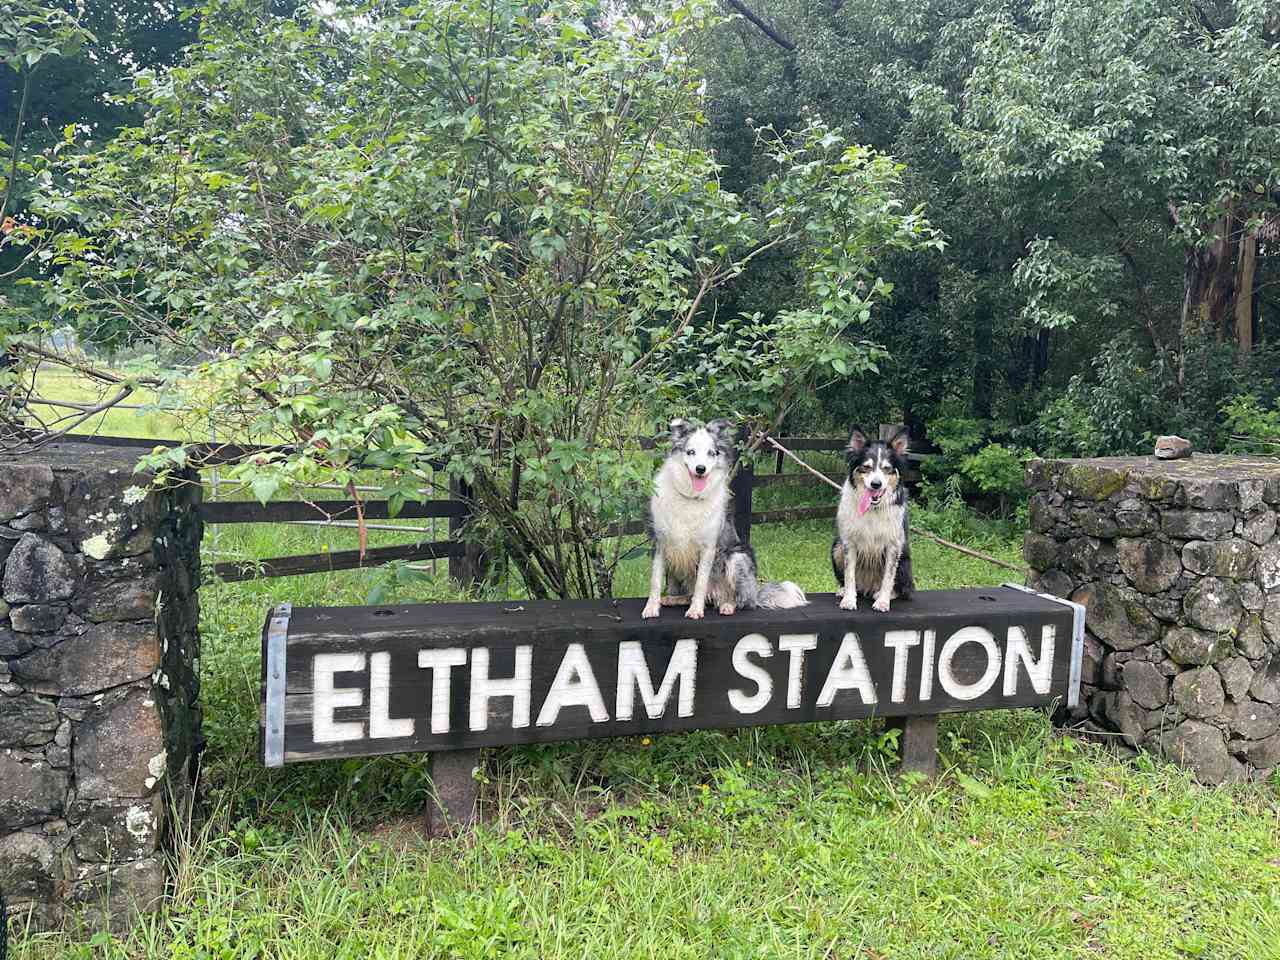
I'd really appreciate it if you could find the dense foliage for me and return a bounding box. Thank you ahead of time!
[4,0,1280,544]
[698,0,1280,453]
[31,0,938,597]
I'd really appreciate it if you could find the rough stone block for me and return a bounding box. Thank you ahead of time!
[1059,462,1129,501]
[1079,634,1103,685]
[1249,656,1280,704]
[1182,478,1238,511]
[1160,510,1235,541]
[1245,734,1280,768]
[1237,614,1269,660]
[1023,534,1059,570]
[2,534,78,603]
[1114,499,1157,536]
[1224,699,1280,741]
[1077,505,1119,539]
[0,465,55,521]
[1031,568,1074,599]
[1217,657,1255,701]
[0,692,60,747]
[75,576,159,623]
[1028,493,1062,533]
[1242,510,1277,546]
[1160,720,1246,784]
[0,753,69,828]
[74,688,166,800]
[1072,582,1161,651]
[1258,542,1280,593]
[1171,667,1225,719]
[1181,539,1257,579]
[1163,625,1234,666]
[0,832,58,904]
[12,621,160,696]
[9,603,68,634]
[67,858,165,934]
[1122,659,1168,709]
[70,797,163,863]
[1118,538,1182,593]
[1182,577,1243,632]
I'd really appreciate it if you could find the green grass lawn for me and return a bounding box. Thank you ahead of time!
[11,505,1280,959]
[12,374,1280,957]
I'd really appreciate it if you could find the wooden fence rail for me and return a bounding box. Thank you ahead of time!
[64,432,937,583]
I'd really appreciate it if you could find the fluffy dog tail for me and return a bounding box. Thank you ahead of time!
[756,581,808,609]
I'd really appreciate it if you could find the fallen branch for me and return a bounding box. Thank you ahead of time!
[762,436,1026,575]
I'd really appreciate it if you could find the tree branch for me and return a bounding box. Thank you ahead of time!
[722,0,795,51]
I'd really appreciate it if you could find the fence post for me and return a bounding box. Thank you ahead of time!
[448,476,489,589]
[732,462,754,545]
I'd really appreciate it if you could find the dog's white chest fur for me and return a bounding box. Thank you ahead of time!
[651,465,726,580]
[837,480,904,593]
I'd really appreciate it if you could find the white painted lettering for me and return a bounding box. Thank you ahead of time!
[369,652,413,739]
[938,626,1001,701]
[778,634,818,709]
[883,630,920,703]
[1003,624,1056,697]
[817,632,877,707]
[313,652,365,744]
[919,629,936,701]
[469,646,532,731]
[537,643,609,726]
[728,634,773,714]
[418,648,467,734]
[616,639,698,720]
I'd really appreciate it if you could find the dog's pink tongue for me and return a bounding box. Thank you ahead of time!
[690,472,708,494]
[857,488,873,516]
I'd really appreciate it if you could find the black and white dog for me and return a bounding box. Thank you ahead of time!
[831,428,915,612]
[642,418,807,620]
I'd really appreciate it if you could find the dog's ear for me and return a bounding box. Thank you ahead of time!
[889,428,909,457]
[846,429,868,456]
[669,418,692,445]
[705,418,734,438]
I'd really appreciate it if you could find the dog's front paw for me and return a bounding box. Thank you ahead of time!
[641,599,661,619]
[718,602,736,616]
[838,594,857,611]
[872,595,891,613]
[685,605,705,620]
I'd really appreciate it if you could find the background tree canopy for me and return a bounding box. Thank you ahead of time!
[4,0,1280,584]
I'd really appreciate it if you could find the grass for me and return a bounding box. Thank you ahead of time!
[13,512,1280,958]
[12,375,1280,958]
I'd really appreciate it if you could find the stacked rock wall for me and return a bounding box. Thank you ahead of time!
[0,442,201,930]
[1025,455,1280,784]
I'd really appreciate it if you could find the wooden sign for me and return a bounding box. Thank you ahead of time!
[260,585,1083,766]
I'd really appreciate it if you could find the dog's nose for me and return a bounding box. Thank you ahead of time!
[869,479,883,490]
[695,465,707,476]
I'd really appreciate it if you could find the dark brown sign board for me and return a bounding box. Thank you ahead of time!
[260,585,1083,767]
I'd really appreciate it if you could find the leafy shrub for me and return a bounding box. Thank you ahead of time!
[920,415,1030,516]
[1222,394,1280,454]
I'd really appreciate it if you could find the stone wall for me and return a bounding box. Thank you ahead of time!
[1025,455,1280,784]
[0,442,202,931]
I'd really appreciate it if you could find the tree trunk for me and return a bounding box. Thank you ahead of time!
[1180,209,1236,346]
[1234,226,1257,354]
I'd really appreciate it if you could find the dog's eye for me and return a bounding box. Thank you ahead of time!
[685,448,694,456]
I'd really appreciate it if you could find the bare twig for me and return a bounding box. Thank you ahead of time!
[12,342,165,387]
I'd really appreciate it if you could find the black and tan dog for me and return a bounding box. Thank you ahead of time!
[831,428,915,612]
